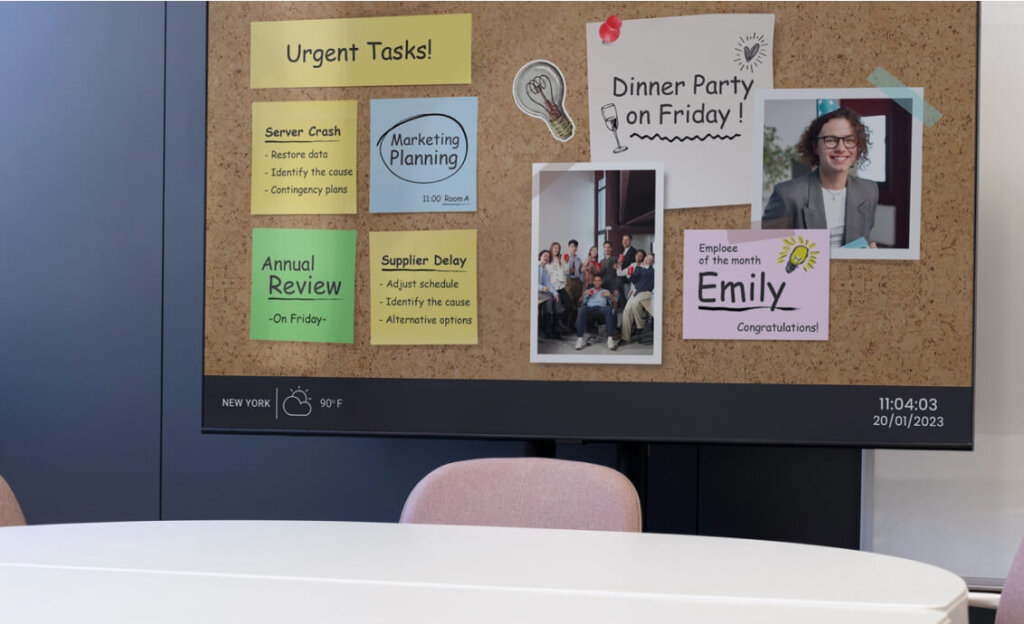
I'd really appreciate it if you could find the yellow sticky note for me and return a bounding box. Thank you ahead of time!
[251,14,472,89]
[251,100,357,215]
[370,230,478,345]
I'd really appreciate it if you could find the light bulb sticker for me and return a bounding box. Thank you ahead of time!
[778,235,819,273]
[512,60,575,142]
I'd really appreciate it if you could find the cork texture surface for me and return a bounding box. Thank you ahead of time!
[206,2,976,386]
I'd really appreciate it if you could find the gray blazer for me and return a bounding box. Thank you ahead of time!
[762,170,878,245]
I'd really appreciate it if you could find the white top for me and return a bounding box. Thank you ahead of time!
[0,521,967,623]
[821,186,847,247]
[545,258,567,289]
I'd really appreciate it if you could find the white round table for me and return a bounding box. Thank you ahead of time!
[0,520,967,623]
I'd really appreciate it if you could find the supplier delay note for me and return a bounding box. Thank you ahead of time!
[370,230,477,345]
[251,100,357,214]
[250,228,357,343]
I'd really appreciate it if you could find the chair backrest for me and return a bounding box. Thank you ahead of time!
[400,457,641,532]
[0,474,26,527]
[998,536,1024,624]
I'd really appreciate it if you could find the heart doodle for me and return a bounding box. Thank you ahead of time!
[743,43,760,62]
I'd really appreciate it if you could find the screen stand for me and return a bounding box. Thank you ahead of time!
[524,439,556,458]
[617,442,649,530]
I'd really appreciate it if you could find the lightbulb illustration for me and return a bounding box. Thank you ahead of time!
[785,245,809,273]
[777,235,819,273]
[512,60,575,142]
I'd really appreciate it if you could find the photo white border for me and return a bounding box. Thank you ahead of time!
[530,162,664,365]
[750,87,923,261]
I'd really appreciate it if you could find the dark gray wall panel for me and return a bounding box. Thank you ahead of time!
[697,445,861,548]
[646,444,699,534]
[0,2,163,523]
[160,4,525,522]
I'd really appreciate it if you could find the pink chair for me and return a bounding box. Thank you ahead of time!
[0,474,26,527]
[997,536,1024,624]
[400,457,641,532]
[968,536,1024,623]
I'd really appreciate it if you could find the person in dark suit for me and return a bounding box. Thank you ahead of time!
[619,233,637,269]
[598,240,621,301]
[762,107,878,248]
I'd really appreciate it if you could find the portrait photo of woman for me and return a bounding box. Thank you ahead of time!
[752,88,923,260]
[762,107,878,249]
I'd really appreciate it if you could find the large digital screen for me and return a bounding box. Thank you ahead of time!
[202,3,976,448]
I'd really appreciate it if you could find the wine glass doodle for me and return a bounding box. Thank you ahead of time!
[601,103,628,153]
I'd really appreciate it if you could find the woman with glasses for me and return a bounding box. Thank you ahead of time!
[761,107,878,248]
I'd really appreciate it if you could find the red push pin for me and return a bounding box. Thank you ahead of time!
[599,15,622,44]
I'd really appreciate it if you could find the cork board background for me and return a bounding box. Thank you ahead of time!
[205,2,976,387]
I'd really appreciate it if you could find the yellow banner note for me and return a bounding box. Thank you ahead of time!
[251,100,357,215]
[251,14,472,88]
[370,230,478,345]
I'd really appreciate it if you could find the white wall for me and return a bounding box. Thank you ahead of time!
[538,170,598,256]
[868,1,1024,585]
[762,99,816,208]
[764,98,815,154]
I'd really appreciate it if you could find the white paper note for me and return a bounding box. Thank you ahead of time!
[587,13,775,209]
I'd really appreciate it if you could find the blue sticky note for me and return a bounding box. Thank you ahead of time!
[370,97,478,213]
[842,236,869,249]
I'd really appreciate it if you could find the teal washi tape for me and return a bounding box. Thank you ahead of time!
[867,67,942,127]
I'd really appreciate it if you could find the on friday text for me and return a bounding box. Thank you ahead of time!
[610,73,755,130]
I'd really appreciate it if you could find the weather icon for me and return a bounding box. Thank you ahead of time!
[282,387,312,417]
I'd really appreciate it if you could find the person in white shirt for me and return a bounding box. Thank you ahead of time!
[546,242,571,332]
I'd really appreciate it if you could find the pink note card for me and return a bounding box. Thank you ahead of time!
[683,230,829,340]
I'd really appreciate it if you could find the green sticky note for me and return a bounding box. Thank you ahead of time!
[250,228,356,343]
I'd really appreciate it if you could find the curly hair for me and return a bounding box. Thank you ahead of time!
[796,107,870,169]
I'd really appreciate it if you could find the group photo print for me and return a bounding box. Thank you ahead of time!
[531,162,664,365]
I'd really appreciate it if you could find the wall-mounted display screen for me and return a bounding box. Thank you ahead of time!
[203,2,976,448]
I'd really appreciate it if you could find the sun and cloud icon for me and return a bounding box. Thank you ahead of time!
[282,387,312,417]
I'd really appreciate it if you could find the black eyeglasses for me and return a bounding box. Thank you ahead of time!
[817,135,857,149]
